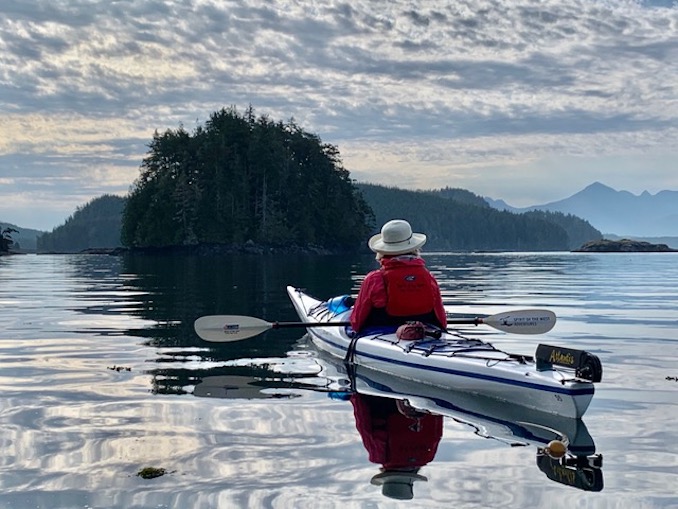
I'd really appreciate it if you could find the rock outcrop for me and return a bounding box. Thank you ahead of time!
[574,239,678,252]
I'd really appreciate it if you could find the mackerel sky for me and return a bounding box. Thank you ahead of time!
[1,0,677,231]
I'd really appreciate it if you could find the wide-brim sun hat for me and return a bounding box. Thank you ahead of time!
[370,470,428,500]
[368,219,427,255]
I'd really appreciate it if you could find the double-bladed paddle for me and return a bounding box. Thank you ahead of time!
[194,309,556,342]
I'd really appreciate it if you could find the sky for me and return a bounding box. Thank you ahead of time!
[1,0,677,232]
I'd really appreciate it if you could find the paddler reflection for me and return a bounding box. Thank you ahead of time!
[350,393,443,500]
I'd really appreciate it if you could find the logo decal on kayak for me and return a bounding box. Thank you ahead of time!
[223,324,240,334]
[549,350,575,367]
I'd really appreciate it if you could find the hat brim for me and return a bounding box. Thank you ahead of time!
[370,471,428,485]
[368,232,427,255]
[371,470,428,500]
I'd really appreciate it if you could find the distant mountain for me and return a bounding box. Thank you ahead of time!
[0,222,45,252]
[484,197,515,211]
[485,182,678,237]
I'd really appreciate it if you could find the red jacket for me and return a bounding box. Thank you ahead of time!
[350,256,447,332]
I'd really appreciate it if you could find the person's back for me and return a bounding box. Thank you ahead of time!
[350,220,447,333]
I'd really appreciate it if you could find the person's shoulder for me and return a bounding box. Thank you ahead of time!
[360,269,386,289]
[364,268,383,280]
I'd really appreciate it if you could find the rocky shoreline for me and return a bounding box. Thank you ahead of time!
[574,239,678,253]
[30,239,678,255]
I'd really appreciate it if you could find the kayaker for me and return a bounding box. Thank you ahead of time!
[350,219,447,333]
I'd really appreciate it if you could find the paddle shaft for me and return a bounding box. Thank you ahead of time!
[271,321,350,329]
[269,318,486,329]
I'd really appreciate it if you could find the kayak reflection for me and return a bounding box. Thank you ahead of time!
[189,348,603,495]
[350,393,443,500]
[343,361,603,494]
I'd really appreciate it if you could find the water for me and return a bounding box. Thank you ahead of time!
[0,252,676,509]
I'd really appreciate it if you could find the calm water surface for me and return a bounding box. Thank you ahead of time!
[0,252,676,509]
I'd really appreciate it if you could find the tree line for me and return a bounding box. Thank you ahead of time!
[358,184,601,251]
[32,182,601,252]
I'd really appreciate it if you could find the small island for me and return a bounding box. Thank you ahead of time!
[574,239,678,252]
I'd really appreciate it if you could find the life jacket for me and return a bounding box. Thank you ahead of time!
[382,262,435,317]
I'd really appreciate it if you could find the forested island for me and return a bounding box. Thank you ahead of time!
[121,107,373,251]
[15,107,604,254]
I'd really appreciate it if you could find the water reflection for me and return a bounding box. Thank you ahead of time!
[186,337,604,497]
[350,393,443,500]
[348,364,604,494]
[5,253,677,506]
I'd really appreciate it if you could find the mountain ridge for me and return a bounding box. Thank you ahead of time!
[485,181,678,239]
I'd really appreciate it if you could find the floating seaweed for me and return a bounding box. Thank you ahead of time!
[107,365,132,372]
[137,467,166,479]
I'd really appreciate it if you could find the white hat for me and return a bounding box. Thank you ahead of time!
[368,219,427,255]
[371,470,428,500]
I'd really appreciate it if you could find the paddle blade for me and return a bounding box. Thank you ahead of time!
[482,309,556,334]
[194,315,273,342]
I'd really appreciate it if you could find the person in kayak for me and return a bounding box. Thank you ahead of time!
[350,219,447,333]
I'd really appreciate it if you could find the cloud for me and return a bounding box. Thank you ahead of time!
[0,0,676,230]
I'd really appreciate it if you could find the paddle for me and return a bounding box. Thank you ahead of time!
[194,309,556,342]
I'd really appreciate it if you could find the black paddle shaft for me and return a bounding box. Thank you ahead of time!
[271,321,351,329]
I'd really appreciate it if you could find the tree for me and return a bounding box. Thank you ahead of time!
[1,227,18,253]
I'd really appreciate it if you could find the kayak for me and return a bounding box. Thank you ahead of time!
[286,286,603,419]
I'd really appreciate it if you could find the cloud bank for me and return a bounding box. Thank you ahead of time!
[1,0,676,230]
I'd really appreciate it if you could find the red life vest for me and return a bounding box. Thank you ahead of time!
[382,263,435,317]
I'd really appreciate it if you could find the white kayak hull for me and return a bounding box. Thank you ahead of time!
[287,286,597,418]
